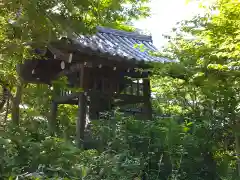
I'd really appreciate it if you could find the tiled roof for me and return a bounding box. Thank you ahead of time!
[71,26,170,63]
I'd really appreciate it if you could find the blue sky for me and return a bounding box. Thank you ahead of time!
[133,0,203,49]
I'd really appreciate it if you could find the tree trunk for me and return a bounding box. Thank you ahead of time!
[3,96,10,128]
[11,81,23,126]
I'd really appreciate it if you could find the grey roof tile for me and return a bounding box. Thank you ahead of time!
[73,26,169,63]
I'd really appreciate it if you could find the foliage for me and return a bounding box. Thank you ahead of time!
[0,120,98,179]
[0,111,238,179]
[0,0,150,53]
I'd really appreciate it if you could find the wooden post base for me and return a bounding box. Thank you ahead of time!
[49,101,58,136]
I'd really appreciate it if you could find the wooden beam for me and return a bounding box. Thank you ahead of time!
[61,64,148,78]
[60,61,65,69]
[101,78,104,92]
[48,43,139,69]
[121,71,149,78]
[54,92,81,104]
[113,94,145,106]
[68,53,73,63]
[48,45,70,62]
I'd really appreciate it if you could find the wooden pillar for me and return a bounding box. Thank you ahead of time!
[89,105,99,120]
[130,83,133,95]
[136,79,140,96]
[76,64,87,148]
[143,78,152,120]
[76,93,87,148]
[49,101,58,136]
[12,81,23,126]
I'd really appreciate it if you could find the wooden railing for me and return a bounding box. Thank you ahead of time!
[60,89,73,96]
[59,78,144,98]
[122,81,143,96]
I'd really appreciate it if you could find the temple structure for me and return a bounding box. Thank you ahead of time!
[18,26,169,147]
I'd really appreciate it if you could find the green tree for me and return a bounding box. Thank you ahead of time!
[153,0,240,177]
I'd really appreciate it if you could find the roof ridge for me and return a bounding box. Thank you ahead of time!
[96,26,152,42]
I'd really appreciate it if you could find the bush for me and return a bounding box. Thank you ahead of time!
[0,114,237,179]
[0,122,97,179]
